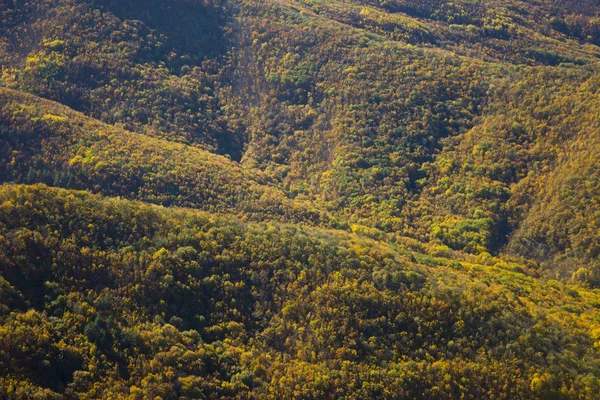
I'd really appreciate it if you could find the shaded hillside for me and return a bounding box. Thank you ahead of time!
[0,0,242,157]
[508,121,600,283]
[0,88,321,224]
[408,68,600,257]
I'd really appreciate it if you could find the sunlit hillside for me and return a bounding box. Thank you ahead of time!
[1,0,600,398]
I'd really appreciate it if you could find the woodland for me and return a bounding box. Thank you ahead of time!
[1,0,600,398]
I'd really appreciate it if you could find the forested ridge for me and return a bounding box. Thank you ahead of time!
[1,0,600,398]
[2,184,600,399]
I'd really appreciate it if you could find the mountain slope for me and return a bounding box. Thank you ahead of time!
[1,184,600,398]
[224,0,600,279]
[411,68,600,256]
[2,0,600,270]
[1,0,600,398]
[0,87,321,223]
[0,0,241,157]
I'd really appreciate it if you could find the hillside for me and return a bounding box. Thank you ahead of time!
[1,0,600,398]
[1,184,600,398]
[0,87,321,224]
[2,0,600,277]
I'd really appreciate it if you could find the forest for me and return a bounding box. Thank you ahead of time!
[1,0,600,398]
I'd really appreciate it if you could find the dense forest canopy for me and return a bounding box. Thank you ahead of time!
[1,0,600,398]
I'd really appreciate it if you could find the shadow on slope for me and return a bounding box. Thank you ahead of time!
[91,0,228,58]
[0,87,321,224]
